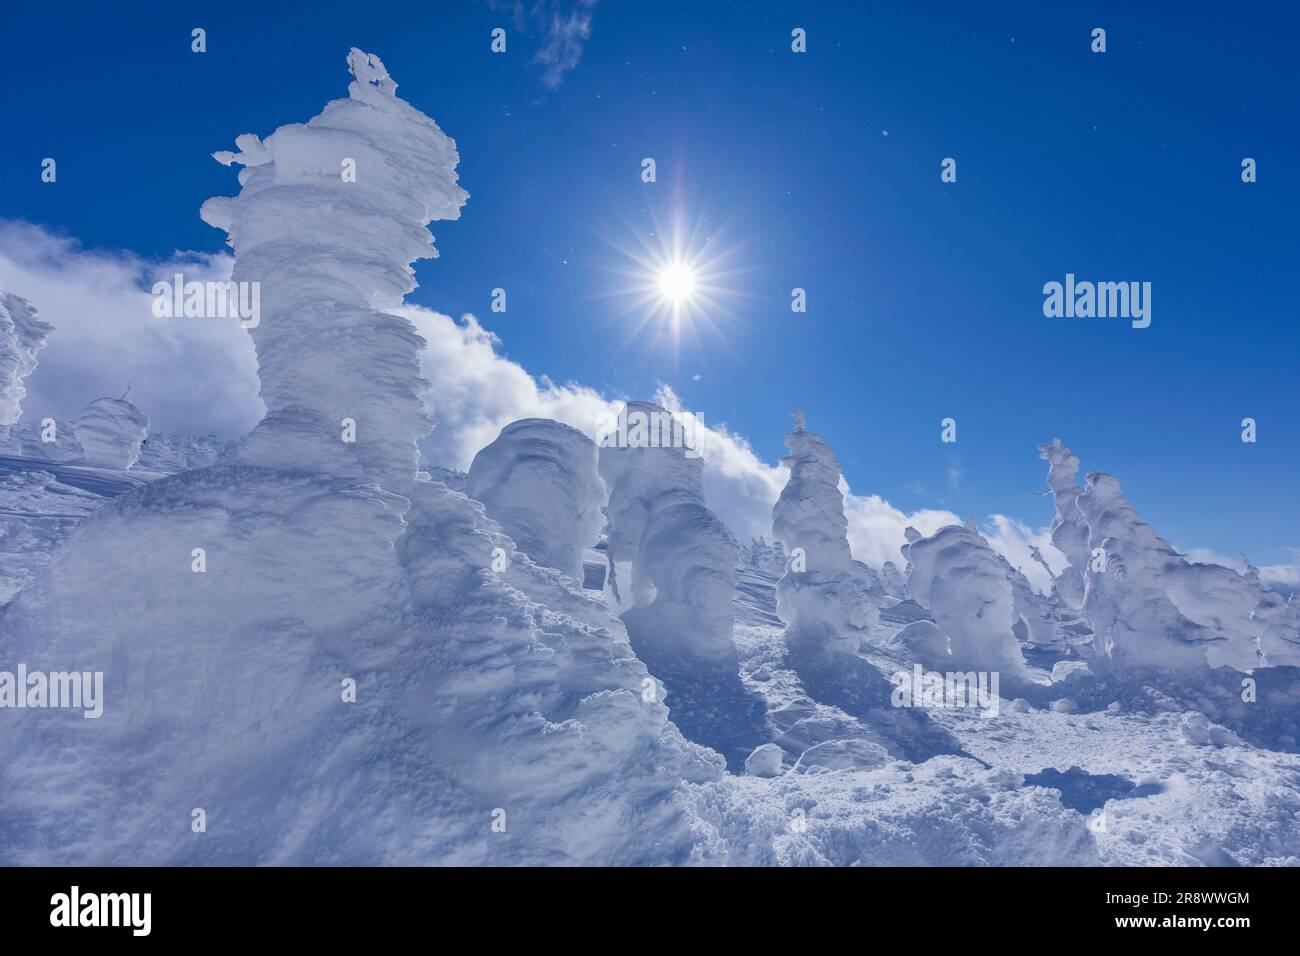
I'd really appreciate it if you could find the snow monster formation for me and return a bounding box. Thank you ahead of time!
[771,419,959,761]
[1038,439,1090,611]
[72,396,151,470]
[1040,440,1299,673]
[465,418,604,582]
[598,400,766,770]
[899,519,1031,682]
[0,288,52,429]
[0,50,723,865]
[1075,470,1288,672]
[1031,442,1300,751]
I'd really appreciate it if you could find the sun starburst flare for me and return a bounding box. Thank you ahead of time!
[594,205,754,362]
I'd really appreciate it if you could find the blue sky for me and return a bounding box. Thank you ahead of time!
[2,0,1297,564]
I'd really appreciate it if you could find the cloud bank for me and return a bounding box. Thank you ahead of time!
[0,221,262,437]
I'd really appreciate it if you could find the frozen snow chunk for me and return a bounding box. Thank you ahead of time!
[1051,660,1093,684]
[465,418,604,581]
[792,738,890,775]
[1180,712,1243,748]
[745,743,785,778]
[896,619,949,659]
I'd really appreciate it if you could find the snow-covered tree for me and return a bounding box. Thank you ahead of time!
[599,400,764,769]
[0,288,52,431]
[465,418,604,581]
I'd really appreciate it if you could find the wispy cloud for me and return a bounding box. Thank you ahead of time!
[490,0,599,89]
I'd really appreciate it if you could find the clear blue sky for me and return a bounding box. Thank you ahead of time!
[2,0,1297,563]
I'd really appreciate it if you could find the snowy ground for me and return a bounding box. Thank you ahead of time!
[0,454,156,602]
[718,565,1300,866]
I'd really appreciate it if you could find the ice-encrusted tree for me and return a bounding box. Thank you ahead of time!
[598,400,766,770]
[1038,439,1090,611]
[73,396,150,470]
[0,288,52,429]
[465,418,604,581]
[771,420,879,650]
[199,50,467,490]
[771,419,958,761]
[899,519,1031,679]
[1076,470,1290,671]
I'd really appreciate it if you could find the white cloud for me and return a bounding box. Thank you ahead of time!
[490,0,599,89]
[0,222,262,437]
[405,306,1032,574]
[980,514,1068,594]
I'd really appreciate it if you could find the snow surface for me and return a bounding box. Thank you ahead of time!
[1,49,1296,867]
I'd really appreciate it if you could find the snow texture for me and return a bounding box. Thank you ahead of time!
[0,51,720,865]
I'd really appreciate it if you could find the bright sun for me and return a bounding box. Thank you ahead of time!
[657,261,698,304]
[597,207,751,358]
